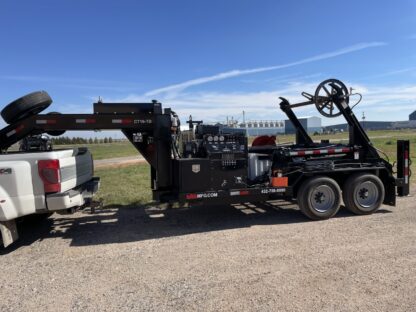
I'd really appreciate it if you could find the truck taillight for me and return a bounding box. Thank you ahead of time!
[38,159,61,193]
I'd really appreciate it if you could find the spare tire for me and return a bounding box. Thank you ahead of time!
[46,112,66,136]
[1,91,52,124]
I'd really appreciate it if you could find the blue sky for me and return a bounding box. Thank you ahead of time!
[1,0,416,137]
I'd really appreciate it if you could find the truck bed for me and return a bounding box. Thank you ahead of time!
[1,147,93,190]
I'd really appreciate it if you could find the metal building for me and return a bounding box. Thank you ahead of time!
[239,120,285,136]
[284,116,322,134]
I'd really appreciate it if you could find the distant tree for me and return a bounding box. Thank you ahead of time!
[104,137,108,144]
[88,138,93,144]
[99,138,104,144]
[108,137,113,143]
[94,137,98,144]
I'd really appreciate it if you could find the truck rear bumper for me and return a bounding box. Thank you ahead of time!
[46,177,100,211]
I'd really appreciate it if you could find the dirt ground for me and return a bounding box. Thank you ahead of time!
[94,155,146,168]
[1,187,415,312]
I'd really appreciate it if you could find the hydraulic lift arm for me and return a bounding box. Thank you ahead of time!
[279,97,315,147]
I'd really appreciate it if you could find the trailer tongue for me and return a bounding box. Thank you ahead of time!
[0,79,410,221]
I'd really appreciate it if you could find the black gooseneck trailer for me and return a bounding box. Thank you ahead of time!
[0,79,411,220]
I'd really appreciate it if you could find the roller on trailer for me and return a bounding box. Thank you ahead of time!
[0,79,411,222]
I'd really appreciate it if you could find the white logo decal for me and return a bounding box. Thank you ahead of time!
[197,192,218,198]
[192,164,200,173]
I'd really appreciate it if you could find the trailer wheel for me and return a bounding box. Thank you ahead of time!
[297,176,341,220]
[1,91,52,124]
[342,173,384,215]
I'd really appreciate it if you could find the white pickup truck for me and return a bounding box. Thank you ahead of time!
[0,147,99,247]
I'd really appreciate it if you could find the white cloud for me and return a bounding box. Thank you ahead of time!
[363,67,416,79]
[145,42,387,96]
[111,80,416,125]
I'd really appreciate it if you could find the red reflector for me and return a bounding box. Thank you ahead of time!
[38,159,61,193]
[240,190,250,196]
[14,124,25,133]
[122,119,133,124]
[186,193,198,200]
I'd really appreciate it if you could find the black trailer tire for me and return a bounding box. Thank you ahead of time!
[342,173,384,215]
[297,176,341,220]
[46,112,66,136]
[1,91,52,124]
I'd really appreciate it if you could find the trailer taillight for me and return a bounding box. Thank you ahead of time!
[397,140,410,196]
[38,159,61,193]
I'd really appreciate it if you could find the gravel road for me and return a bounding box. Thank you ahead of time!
[94,156,145,168]
[1,188,415,312]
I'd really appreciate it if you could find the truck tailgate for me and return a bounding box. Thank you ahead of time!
[59,148,93,192]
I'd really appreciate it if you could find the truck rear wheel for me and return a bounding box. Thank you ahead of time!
[342,173,384,215]
[1,91,52,124]
[297,176,341,220]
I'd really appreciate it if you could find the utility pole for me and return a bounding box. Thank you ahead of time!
[362,112,366,130]
[243,110,248,137]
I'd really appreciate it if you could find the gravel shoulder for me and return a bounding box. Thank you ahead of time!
[1,187,415,311]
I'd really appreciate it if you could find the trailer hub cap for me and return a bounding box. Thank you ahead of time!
[355,181,379,209]
[310,185,335,213]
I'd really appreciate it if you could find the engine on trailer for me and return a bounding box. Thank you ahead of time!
[174,123,249,192]
[183,124,247,161]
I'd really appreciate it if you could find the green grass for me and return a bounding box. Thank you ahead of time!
[92,130,415,206]
[370,132,416,166]
[94,163,151,206]
[55,141,138,160]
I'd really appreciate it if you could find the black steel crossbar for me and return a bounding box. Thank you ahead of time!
[0,113,155,150]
